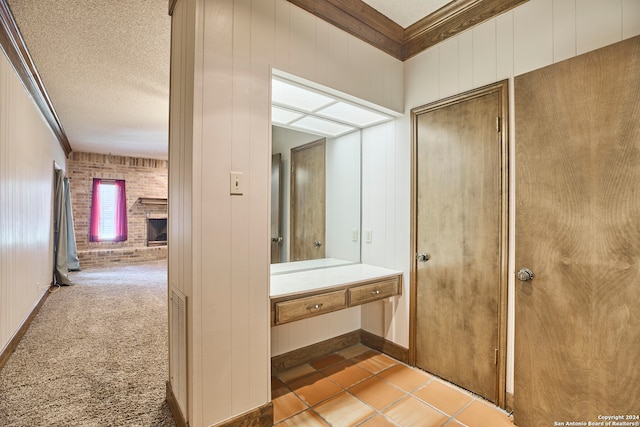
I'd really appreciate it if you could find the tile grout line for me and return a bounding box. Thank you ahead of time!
[274,345,512,426]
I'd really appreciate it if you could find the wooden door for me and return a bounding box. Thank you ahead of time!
[290,139,326,261]
[514,36,640,425]
[271,153,283,263]
[411,82,509,405]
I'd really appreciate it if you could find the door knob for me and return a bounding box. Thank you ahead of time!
[416,253,430,262]
[314,240,322,247]
[271,236,283,243]
[517,268,534,281]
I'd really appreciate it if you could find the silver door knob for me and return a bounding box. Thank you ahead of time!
[314,240,322,247]
[271,236,283,243]
[517,268,534,281]
[416,253,430,262]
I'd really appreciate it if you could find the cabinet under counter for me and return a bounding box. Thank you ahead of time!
[270,263,402,326]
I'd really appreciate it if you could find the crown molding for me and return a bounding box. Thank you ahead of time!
[403,0,529,60]
[168,0,177,16]
[286,0,404,60]
[287,0,529,61]
[0,0,72,156]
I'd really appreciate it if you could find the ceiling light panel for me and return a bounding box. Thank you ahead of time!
[316,101,391,127]
[271,106,304,125]
[290,116,356,137]
[272,79,336,112]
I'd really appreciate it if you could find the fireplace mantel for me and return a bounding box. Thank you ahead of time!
[138,197,167,205]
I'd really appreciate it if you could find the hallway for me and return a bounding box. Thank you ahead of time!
[0,262,174,426]
[273,344,515,426]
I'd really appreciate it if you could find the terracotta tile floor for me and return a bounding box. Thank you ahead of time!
[272,345,516,427]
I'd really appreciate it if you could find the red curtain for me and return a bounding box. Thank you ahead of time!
[113,180,128,242]
[89,179,101,242]
[89,178,128,242]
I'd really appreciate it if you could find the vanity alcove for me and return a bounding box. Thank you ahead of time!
[269,72,402,329]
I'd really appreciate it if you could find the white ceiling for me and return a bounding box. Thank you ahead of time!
[6,0,450,161]
[362,0,453,27]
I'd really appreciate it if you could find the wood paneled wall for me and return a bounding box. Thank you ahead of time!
[168,0,403,425]
[402,0,640,396]
[0,49,66,354]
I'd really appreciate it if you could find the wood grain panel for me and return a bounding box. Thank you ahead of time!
[348,278,400,305]
[290,139,326,262]
[514,35,640,424]
[411,81,509,406]
[360,329,409,364]
[275,290,347,324]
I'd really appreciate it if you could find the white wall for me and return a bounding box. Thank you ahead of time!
[326,131,361,262]
[0,49,67,355]
[168,0,403,425]
[374,0,640,396]
[360,120,410,347]
[271,306,361,357]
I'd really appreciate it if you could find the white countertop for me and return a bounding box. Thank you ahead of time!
[270,263,403,299]
[270,258,355,275]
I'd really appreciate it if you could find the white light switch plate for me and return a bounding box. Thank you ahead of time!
[230,172,243,195]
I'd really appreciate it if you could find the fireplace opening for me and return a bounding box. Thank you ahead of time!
[147,218,167,246]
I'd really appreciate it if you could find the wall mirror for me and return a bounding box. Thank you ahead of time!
[270,71,393,275]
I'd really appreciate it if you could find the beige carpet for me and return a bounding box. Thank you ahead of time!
[0,261,175,426]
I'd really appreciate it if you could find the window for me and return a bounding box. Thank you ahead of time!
[89,178,128,242]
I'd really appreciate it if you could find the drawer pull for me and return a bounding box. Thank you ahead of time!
[371,289,381,295]
[307,303,324,310]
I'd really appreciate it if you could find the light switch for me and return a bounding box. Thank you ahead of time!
[366,229,373,243]
[230,172,243,195]
[352,229,359,242]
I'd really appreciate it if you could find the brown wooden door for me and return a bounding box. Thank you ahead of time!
[271,153,283,263]
[290,139,326,261]
[514,36,640,425]
[411,82,508,405]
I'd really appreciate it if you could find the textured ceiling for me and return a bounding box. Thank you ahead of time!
[5,0,450,161]
[362,0,453,27]
[7,0,171,160]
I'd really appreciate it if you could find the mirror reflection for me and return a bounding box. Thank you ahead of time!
[270,72,393,274]
[271,126,361,271]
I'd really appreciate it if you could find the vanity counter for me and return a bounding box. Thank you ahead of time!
[270,258,354,275]
[270,263,402,325]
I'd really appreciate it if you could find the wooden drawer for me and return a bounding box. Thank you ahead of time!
[275,290,347,325]
[348,278,400,306]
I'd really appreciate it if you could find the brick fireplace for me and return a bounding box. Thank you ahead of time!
[147,217,167,246]
[68,152,168,269]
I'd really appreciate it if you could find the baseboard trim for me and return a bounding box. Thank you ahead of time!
[213,402,273,427]
[166,380,273,427]
[505,391,514,414]
[0,285,51,372]
[271,329,361,375]
[360,329,409,364]
[271,329,409,375]
[166,381,188,427]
